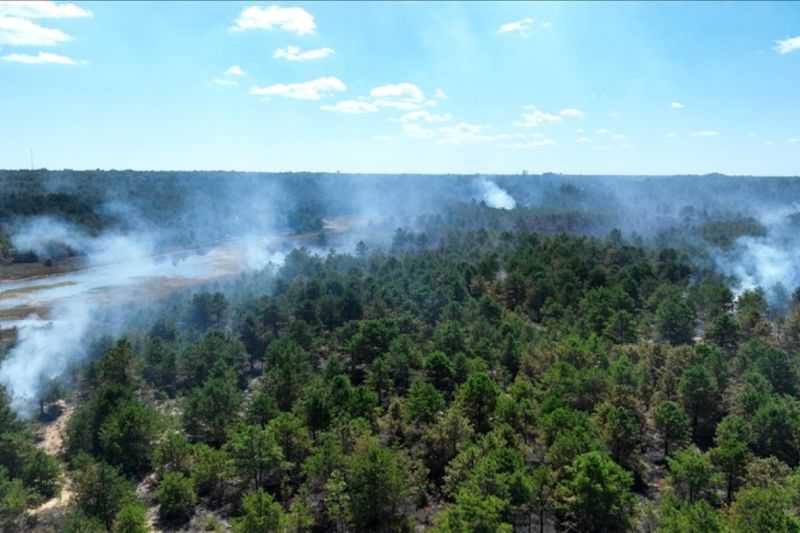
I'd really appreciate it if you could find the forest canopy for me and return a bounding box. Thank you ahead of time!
[3,171,800,531]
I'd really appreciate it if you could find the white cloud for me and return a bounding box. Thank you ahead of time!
[320,99,378,113]
[790,138,799,144]
[691,130,720,137]
[576,128,584,134]
[775,36,800,55]
[402,121,510,145]
[225,65,245,76]
[400,110,452,123]
[498,17,534,34]
[370,82,424,102]
[666,132,678,138]
[250,76,346,100]
[212,78,238,87]
[576,137,591,144]
[559,108,584,118]
[671,101,685,109]
[374,99,428,111]
[434,88,447,100]
[516,108,562,127]
[508,137,556,149]
[596,128,610,135]
[0,1,91,19]
[0,16,71,46]
[274,45,334,61]
[438,122,511,145]
[232,5,315,35]
[1,50,77,64]
[369,83,433,110]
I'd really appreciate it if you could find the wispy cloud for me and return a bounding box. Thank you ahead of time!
[671,101,685,109]
[369,83,436,110]
[400,110,452,123]
[403,121,510,145]
[515,109,561,127]
[370,83,424,102]
[232,5,316,35]
[507,136,556,149]
[250,77,346,100]
[0,15,71,46]
[775,36,800,55]
[498,17,534,35]
[1,50,78,64]
[225,65,245,76]
[434,88,447,100]
[320,99,378,113]
[559,108,584,118]
[274,45,334,62]
[691,130,720,137]
[0,1,91,19]
[438,122,511,145]
[515,106,583,127]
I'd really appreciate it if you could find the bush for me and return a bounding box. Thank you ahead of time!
[156,472,196,524]
[112,502,150,533]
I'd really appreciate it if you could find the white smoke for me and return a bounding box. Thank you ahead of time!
[475,178,516,210]
[0,300,90,411]
[0,220,285,413]
[715,203,800,303]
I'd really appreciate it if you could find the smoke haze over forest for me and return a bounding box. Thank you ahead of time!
[3,170,800,412]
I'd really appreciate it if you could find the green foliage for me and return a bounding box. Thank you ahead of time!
[654,400,691,457]
[155,472,196,524]
[407,379,445,425]
[457,373,499,433]
[751,396,800,467]
[434,487,512,533]
[655,290,696,345]
[183,362,243,446]
[0,467,30,531]
[667,446,719,504]
[12,195,800,531]
[71,454,136,530]
[727,486,800,532]
[233,490,287,533]
[710,415,751,503]
[62,510,107,533]
[657,497,722,533]
[99,399,160,478]
[346,436,412,532]
[191,443,231,503]
[559,451,634,533]
[225,424,287,492]
[112,502,150,533]
[679,364,719,440]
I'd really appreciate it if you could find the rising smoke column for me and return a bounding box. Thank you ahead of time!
[475,178,516,210]
[0,218,285,413]
[714,203,800,303]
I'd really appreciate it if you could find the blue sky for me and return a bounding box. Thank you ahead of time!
[1,1,799,175]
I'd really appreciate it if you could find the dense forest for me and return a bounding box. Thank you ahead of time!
[4,172,800,531]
